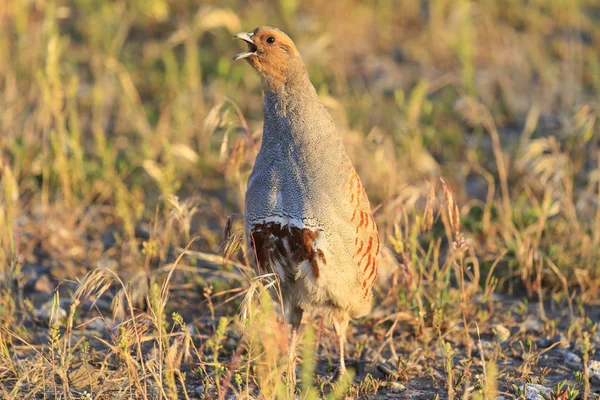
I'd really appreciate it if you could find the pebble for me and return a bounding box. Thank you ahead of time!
[390,381,406,393]
[102,231,117,248]
[518,383,551,400]
[557,349,581,365]
[472,340,495,358]
[34,300,67,322]
[520,316,543,333]
[68,364,99,388]
[33,274,54,294]
[86,318,107,331]
[539,333,569,349]
[589,360,600,385]
[377,362,399,379]
[494,324,510,342]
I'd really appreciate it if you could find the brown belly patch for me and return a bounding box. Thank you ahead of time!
[249,222,325,281]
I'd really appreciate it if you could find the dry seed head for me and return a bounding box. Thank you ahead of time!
[455,97,494,131]
[115,312,154,346]
[72,268,113,309]
[222,214,234,244]
[440,178,460,233]
[453,231,466,251]
[239,273,279,322]
[220,214,244,259]
[110,277,150,321]
[164,333,192,370]
[440,178,466,251]
[111,289,124,320]
[203,101,224,137]
[422,180,437,232]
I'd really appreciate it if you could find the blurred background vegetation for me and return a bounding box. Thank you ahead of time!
[2,0,599,294]
[1,0,600,397]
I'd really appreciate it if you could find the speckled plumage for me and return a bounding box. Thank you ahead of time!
[235,26,379,377]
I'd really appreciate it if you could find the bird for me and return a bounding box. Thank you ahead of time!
[233,26,380,378]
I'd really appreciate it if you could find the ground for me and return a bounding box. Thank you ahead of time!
[1,0,600,399]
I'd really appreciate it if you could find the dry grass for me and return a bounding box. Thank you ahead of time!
[1,0,600,398]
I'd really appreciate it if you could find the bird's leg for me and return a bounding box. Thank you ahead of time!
[289,323,300,363]
[287,306,303,385]
[332,316,350,378]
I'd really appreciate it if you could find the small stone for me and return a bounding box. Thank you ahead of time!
[390,381,406,393]
[520,316,543,333]
[377,362,399,379]
[518,383,551,400]
[558,349,581,365]
[588,360,600,385]
[539,333,569,349]
[34,274,54,294]
[473,340,495,358]
[86,318,107,331]
[102,231,117,248]
[34,300,67,322]
[400,389,429,399]
[68,364,99,388]
[135,222,151,240]
[494,324,510,342]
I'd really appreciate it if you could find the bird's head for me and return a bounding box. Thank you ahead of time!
[233,26,303,92]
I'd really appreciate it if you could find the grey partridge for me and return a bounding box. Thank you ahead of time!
[234,26,380,377]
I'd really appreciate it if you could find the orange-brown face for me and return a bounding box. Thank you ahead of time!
[233,27,300,91]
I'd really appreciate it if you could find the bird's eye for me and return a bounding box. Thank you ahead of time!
[266,36,276,44]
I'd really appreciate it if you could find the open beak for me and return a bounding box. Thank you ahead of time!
[233,32,257,60]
